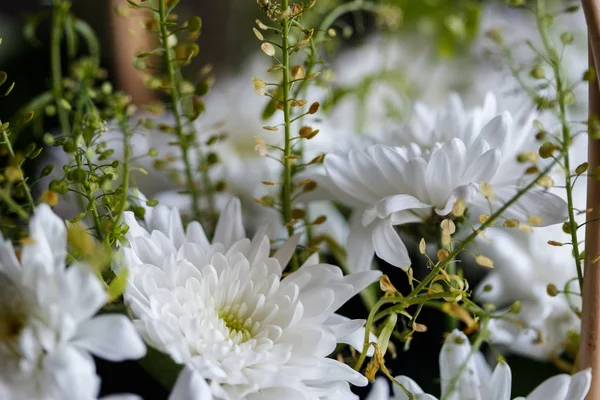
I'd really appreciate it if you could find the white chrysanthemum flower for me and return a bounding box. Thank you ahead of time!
[365,330,591,400]
[0,205,146,400]
[382,93,538,186]
[121,198,381,399]
[315,131,567,271]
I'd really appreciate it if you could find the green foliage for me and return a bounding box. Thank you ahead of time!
[393,0,483,56]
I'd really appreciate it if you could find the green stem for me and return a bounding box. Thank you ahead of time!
[279,0,299,271]
[536,0,583,291]
[0,122,35,211]
[51,0,71,136]
[0,188,30,220]
[114,115,131,230]
[281,2,293,234]
[156,0,201,221]
[409,161,557,298]
[83,153,103,238]
[441,233,458,332]
[354,296,402,371]
[354,160,558,373]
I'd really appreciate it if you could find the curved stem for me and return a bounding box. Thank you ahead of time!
[281,1,293,235]
[410,161,557,298]
[536,0,583,291]
[0,122,35,212]
[156,0,201,220]
[0,188,30,220]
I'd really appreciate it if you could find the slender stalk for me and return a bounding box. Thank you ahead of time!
[156,0,201,220]
[354,160,557,373]
[114,116,131,230]
[281,0,293,237]
[579,38,600,399]
[0,123,35,211]
[277,0,300,272]
[353,296,402,371]
[536,0,583,290]
[579,2,600,395]
[441,233,458,332]
[51,0,71,136]
[83,153,103,237]
[581,0,600,74]
[0,188,30,220]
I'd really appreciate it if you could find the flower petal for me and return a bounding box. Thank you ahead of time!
[366,378,390,400]
[169,366,214,400]
[563,369,592,400]
[440,330,480,400]
[371,219,411,269]
[72,314,146,361]
[61,264,107,324]
[346,211,376,273]
[485,361,511,400]
[525,374,570,400]
[21,204,66,274]
[363,194,431,226]
[213,198,246,248]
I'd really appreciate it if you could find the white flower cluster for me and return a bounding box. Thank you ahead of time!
[7,1,595,399]
[0,205,145,400]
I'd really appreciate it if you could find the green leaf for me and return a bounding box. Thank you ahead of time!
[3,82,15,96]
[261,97,278,120]
[377,313,397,358]
[74,19,100,62]
[0,71,6,86]
[138,346,182,389]
[108,269,128,301]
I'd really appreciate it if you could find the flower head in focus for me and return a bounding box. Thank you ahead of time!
[315,128,567,271]
[0,205,146,400]
[121,198,381,399]
[365,330,591,400]
[384,93,538,187]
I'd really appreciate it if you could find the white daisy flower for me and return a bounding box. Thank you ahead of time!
[365,330,591,400]
[380,92,540,187]
[315,131,567,271]
[121,198,381,399]
[0,204,146,400]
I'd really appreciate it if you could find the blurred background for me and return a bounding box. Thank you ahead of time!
[0,0,583,398]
